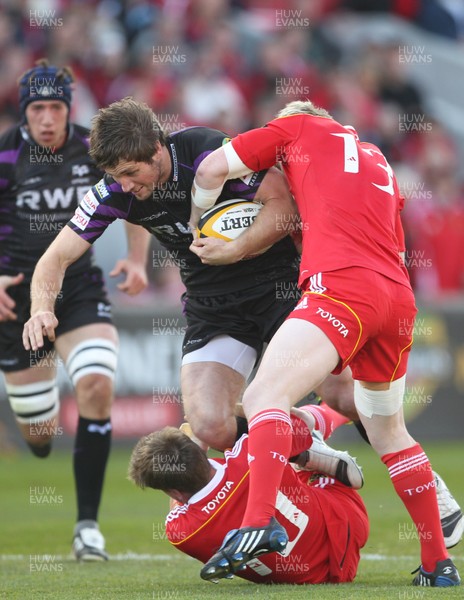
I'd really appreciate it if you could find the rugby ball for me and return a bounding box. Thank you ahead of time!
[197,199,263,242]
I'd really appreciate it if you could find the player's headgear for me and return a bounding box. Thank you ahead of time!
[18,58,74,118]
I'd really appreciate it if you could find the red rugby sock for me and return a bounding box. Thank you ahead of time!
[241,409,292,528]
[382,443,448,572]
[298,401,350,439]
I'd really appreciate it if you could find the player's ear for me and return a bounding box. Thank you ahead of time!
[153,141,163,159]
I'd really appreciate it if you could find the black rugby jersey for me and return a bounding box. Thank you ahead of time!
[68,126,299,295]
[0,123,102,280]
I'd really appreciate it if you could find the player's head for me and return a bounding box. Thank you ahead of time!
[128,427,212,495]
[89,97,166,171]
[277,99,332,119]
[18,58,74,147]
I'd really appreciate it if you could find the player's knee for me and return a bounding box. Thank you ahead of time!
[188,411,221,439]
[76,373,114,418]
[7,380,60,439]
[188,411,233,448]
[66,338,117,417]
[66,338,118,389]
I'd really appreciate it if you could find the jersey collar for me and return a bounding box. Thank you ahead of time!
[187,459,226,505]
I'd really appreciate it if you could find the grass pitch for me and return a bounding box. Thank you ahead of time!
[1,440,463,600]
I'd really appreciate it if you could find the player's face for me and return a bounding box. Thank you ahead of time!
[108,144,170,201]
[25,101,68,148]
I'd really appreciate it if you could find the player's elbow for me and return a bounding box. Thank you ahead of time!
[196,150,228,182]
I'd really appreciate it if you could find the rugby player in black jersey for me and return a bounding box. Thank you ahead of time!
[0,64,147,561]
[22,98,463,550]
[23,97,301,453]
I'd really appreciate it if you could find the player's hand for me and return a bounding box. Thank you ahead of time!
[23,311,59,351]
[189,238,242,265]
[0,273,24,321]
[109,259,148,295]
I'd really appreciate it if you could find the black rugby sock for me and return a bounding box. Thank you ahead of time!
[353,419,371,444]
[74,416,111,522]
[235,416,248,442]
[27,440,52,458]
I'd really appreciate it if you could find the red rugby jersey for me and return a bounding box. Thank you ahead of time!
[231,115,411,289]
[165,435,368,584]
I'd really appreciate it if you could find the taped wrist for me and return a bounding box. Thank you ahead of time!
[192,183,223,209]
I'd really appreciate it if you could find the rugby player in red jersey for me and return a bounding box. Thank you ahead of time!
[191,100,460,587]
[128,408,368,585]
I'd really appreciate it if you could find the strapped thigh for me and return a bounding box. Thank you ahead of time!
[7,380,59,424]
[65,338,118,386]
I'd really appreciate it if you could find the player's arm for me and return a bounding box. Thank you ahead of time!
[0,141,25,321]
[190,125,288,229]
[0,273,25,322]
[109,222,150,295]
[23,227,90,351]
[189,142,254,230]
[190,167,298,265]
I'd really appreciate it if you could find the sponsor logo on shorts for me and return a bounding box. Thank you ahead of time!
[316,307,349,338]
[81,190,99,215]
[70,207,90,230]
[184,338,203,346]
[0,358,19,366]
[94,180,109,199]
[97,302,112,318]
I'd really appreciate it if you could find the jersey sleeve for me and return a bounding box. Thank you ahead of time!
[221,169,267,202]
[183,126,268,202]
[67,176,132,244]
[182,127,232,172]
[231,118,297,171]
[0,127,20,194]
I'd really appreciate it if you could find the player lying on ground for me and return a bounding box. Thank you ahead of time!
[128,405,368,584]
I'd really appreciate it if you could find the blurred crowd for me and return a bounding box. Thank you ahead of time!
[1,0,463,299]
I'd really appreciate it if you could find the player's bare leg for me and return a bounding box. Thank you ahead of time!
[314,367,358,421]
[55,323,118,562]
[243,320,339,418]
[181,361,246,450]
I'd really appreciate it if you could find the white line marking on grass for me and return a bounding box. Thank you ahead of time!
[2,552,462,562]
[1,553,182,562]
